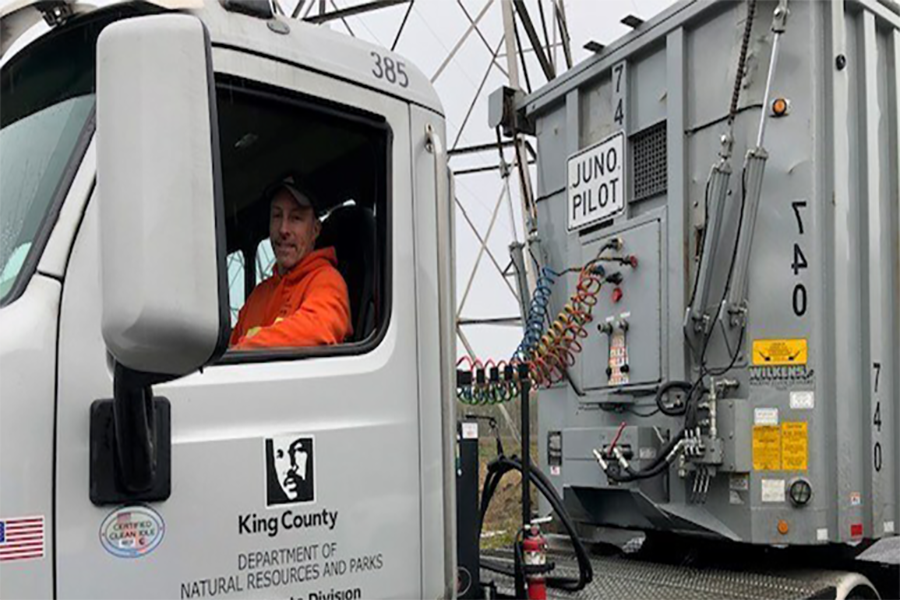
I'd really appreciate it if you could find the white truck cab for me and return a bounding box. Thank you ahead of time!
[0,2,457,597]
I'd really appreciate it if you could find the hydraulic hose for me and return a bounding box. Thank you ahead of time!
[478,455,593,592]
[654,380,693,416]
[604,429,686,483]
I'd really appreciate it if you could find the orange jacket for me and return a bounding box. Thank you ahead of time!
[230,247,352,349]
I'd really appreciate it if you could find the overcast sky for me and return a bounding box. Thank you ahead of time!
[332,0,679,361]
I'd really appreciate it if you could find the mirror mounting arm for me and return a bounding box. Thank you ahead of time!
[112,364,172,493]
[90,365,173,506]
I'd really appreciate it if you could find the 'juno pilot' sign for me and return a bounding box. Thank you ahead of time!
[567,131,625,231]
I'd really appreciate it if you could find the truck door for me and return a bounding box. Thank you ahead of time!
[54,48,423,599]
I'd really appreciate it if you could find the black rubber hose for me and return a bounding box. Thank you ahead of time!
[655,380,693,416]
[479,455,593,592]
[513,528,526,599]
[606,428,686,483]
[612,453,675,482]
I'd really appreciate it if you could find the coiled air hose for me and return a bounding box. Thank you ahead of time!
[478,455,593,592]
[456,242,634,401]
[527,261,604,388]
[513,266,559,362]
[455,358,522,405]
[457,263,605,404]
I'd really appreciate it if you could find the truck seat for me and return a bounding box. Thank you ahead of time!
[316,205,377,343]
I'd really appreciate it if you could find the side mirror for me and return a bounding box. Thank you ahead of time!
[91,13,228,504]
[98,13,228,375]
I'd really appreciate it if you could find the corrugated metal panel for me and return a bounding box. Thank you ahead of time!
[531,0,900,547]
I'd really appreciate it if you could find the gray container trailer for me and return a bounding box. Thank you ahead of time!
[524,0,899,547]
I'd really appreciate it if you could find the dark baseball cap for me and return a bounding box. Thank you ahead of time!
[266,175,322,217]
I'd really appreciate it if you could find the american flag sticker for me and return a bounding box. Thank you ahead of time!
[0,516,45,562]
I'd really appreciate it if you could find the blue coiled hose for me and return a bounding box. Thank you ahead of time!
[513,267,560,362]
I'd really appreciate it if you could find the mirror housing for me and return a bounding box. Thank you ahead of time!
[97,13,228,377]
[92,13,227,504]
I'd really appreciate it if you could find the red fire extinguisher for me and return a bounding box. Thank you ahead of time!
[522,525,548,600]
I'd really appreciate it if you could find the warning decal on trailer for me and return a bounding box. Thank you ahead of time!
[781,422,808,471]
[607,329,630,386]
[567,131,626,231]
[752,339,808,366]
[752,422,809,471]
[752,426,781,471]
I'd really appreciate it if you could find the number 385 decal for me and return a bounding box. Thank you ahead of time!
[371,51,409,88]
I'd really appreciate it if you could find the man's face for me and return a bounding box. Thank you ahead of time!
[270,190,321,273]
[273,440,309,500]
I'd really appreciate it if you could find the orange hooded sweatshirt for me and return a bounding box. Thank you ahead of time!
[230,247,352,349]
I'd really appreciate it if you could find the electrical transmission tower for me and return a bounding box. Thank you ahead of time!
[259,0,657,439]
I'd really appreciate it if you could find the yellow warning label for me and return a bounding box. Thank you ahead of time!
[752,339,808,366]
[781,422,808,471]
[753,426,782,471]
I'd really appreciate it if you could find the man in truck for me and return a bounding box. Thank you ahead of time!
[229,176,353,349]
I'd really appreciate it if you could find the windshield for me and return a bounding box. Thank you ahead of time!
[0,13,111,303]
[0,97,93,298]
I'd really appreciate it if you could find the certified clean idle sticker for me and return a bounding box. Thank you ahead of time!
[99,505,165,558]
[567,131,626,231]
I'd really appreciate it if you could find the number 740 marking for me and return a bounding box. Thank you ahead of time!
[791,201,809,318]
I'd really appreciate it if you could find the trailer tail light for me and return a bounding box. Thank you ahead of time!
[772,97,790,117]
[777,520,789,535]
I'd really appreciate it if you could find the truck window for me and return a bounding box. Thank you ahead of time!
[218,76,390,357]
[226,249,246,327]
[255,237,276,284]
[0,17,100,304]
